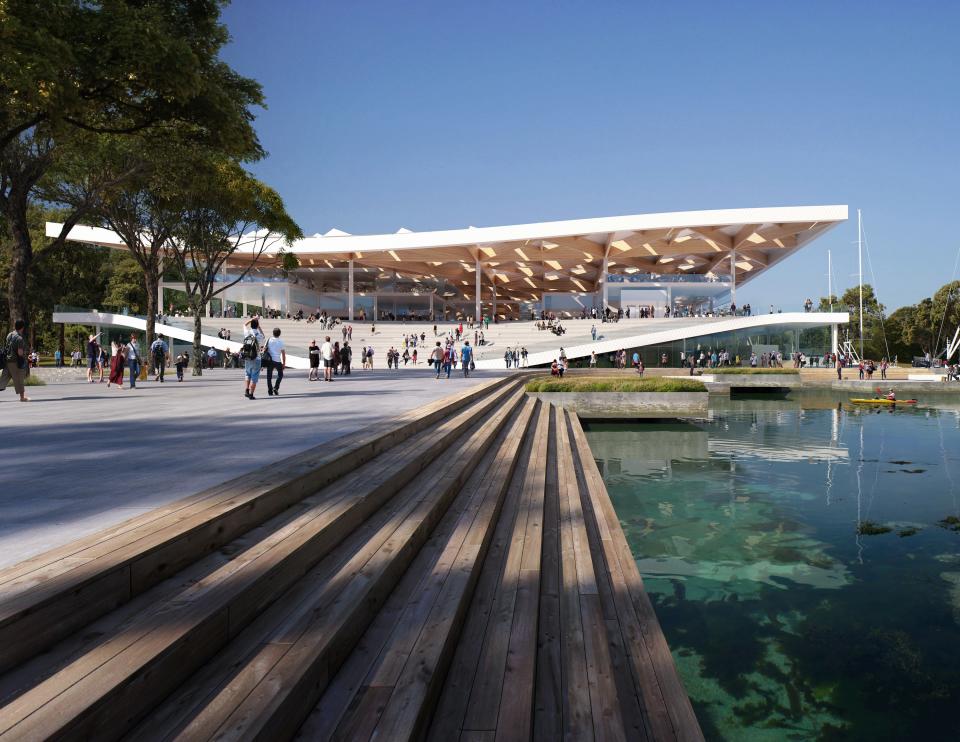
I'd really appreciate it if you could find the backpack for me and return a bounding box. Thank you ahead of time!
[151,339,165,357]
[241,333,260,360]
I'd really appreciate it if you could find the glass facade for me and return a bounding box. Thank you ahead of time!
[550,323,835,369]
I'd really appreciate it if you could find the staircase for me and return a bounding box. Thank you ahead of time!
[0,377,701,741]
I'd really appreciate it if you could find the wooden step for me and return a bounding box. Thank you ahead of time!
[0,384,524,740]
[565,410,703,742]
[151,395,536,741]
[427,402,552,742]
[332,399,546,742]
[0,376,514,675]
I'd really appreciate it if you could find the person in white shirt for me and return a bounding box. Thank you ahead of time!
[320,336,334,382]
[265,327,286,396]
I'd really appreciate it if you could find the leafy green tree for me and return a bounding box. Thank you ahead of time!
[0,0,264,327]
[103,253,148,315]
[167,158,301,375]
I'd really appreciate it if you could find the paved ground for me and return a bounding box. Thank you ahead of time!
[0,366,506,568]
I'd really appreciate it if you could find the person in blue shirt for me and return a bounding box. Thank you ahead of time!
[461,341,473,377]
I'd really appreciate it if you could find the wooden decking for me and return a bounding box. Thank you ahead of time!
[0,376,702,741]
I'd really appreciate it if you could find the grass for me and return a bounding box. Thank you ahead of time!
[24,375,47,386]
[525,377,707,393]
[707,367,800,375]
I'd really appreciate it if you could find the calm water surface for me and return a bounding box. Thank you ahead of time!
[585,394,960,741]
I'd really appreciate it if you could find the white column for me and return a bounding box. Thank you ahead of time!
[475,256,481,322]
[348,258,355,321]
[730,249,737,306]
[831,323,839,356]
[429,293,434,321]
[492,281,497,317]
[600,253,610,311]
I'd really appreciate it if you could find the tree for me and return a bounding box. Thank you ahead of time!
[0,0,263,326]
[167,159,301,375]
[837,284,889,360]
[103,254,149,315]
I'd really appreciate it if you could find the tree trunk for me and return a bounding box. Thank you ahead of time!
[144,272,157,372]
[192,310,204,376]
[6,210,31,326]
[58,322,65,358]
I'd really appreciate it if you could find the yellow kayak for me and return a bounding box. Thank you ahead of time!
[850,398,917,405]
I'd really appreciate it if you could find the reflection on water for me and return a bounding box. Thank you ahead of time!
[585,397,960,742]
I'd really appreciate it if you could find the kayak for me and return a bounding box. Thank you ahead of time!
[850,398,917,405]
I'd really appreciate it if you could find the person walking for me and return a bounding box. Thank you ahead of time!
[590,350,597,368]
[0,319,30,402]
[86,333,100,383]
[107,340,126,388]
[308,339,320,381]
[174,351,186,382]
[54,348,62,368]
[150,336,169,382]
[341,342,352,375]
[242,317,265,399]
[835,355,843,381]
[265,327,286,395]
[432,342,444,378]
[443,345,454,379]
[126,333,141,388]
[321,336,334,381]
[461,341,473,377]
[591,324,597,341]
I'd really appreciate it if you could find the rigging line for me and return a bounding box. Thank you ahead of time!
[859,219,892,361]
[933,244,960,359]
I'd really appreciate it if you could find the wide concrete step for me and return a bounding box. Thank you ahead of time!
[0,376,514,676]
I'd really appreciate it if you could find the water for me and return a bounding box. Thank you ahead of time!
[584,395,960,741]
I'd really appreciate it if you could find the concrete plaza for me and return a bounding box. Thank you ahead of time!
[0,366,504,569]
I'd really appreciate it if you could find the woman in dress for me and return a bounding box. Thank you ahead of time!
[107,341,126,388]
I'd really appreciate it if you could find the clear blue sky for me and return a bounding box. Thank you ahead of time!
[221,0,958,313]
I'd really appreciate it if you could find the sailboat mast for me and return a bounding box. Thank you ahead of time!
[857,209,864,358]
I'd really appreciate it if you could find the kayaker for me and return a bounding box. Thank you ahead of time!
[885,389,896,401]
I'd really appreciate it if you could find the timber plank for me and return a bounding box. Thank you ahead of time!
[554,406,594,742]
[533,406,561,742]
[567,413,703,742]
[462,402,548,734]
[371,393,538,742]
[425,405,536,742]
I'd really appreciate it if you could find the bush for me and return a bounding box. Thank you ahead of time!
[708,367,800,375]
[525,377,706,393]
[24,375,47,386]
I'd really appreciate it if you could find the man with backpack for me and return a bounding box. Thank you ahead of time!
[241,316,265,399]
[150,336,169,383]
[0,319,30,402]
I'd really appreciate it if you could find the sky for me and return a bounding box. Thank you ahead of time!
[220,0,959,313]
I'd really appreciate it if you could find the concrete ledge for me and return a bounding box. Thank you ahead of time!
[526,390,709,417]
